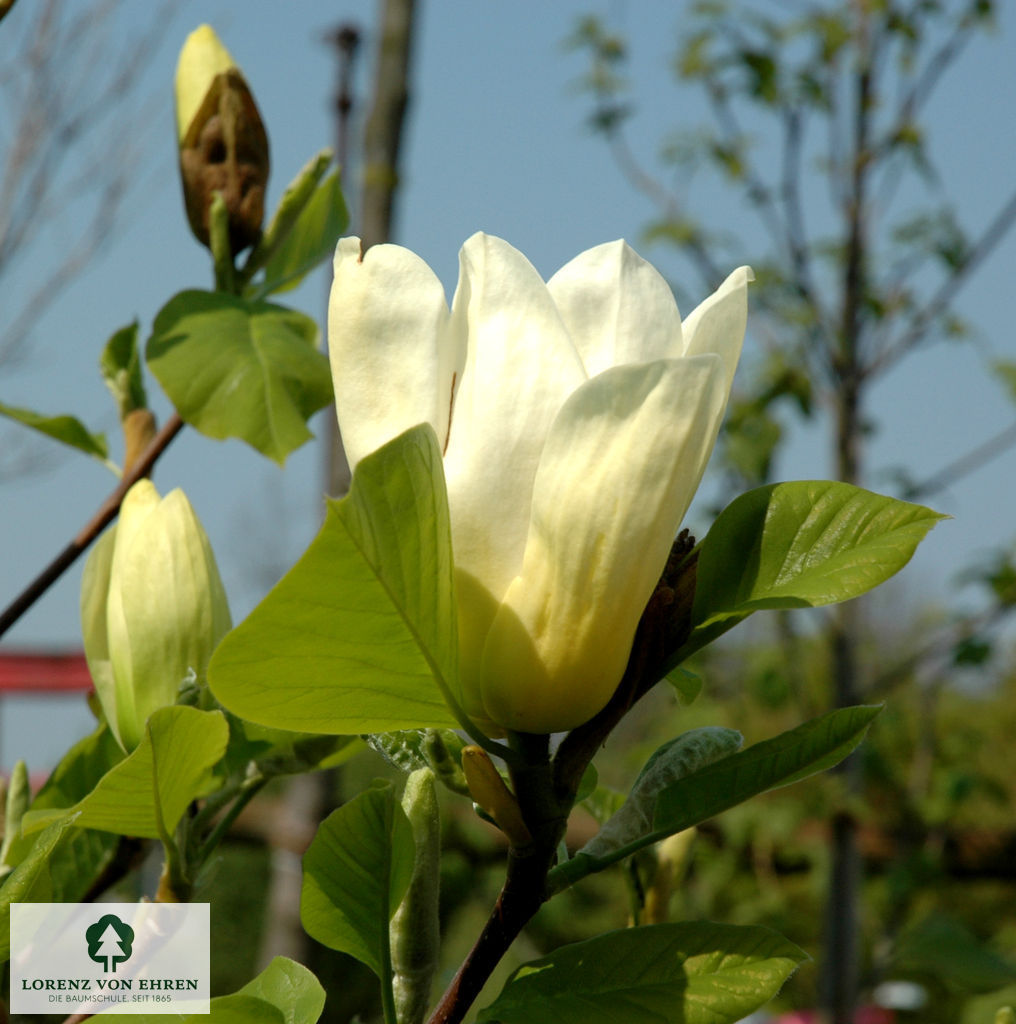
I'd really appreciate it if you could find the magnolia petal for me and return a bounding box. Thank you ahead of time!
[80,525,118,738]
[480,356,729,733]
[681,266,753,398]
[174,25,237,144]
[547,240,683,377]
[105,480,163,746]
[329,237,461,471]
[443,233,586,688]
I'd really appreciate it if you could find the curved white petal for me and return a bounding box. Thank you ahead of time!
[681,265,753,398]
[547,240,684,376]
[328,237,461,471]
[480,355,729,733]
[443,233,586,687]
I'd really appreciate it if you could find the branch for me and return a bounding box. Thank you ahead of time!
[0,412,184,639]
[904,419,1016,502]
[872,187,1016,375]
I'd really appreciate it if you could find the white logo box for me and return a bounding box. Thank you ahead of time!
[11,902,210,1015]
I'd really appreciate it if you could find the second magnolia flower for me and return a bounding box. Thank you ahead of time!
[329,233,750,734]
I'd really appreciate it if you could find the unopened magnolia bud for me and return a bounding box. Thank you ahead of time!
[461,746,531,846]
[81,480,231,751]
[175,25,269,254]
[644,828,696,924]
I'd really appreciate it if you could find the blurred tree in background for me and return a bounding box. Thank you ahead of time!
[568,2,1016,1021]
[0,0,176,478]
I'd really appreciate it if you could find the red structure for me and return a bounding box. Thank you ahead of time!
[0,651,93,693]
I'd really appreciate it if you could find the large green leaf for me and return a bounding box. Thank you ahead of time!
[0,399,108,463]
[300,782,415,978]
[146,290,333,464]
[477,922,806,1024]
[551,705,879,890]
[21,707,229,840]
[255,170,349,298]
[685,481,945,655]
[209,425,460,734]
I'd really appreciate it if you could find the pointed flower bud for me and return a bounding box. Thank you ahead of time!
[174,24,269,254]
[81,480,231,751]
[329,233,751,734]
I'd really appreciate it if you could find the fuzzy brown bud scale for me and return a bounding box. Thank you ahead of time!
[179,69,269,255]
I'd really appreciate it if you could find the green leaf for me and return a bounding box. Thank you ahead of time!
[0,399,108,463]
[21,707,229,840]
[301,782,415,978]
[209,425,460,734]
[111,997,282,1024]
[100,321,147,418]
[664,666,702,706]
[0,816,77,959]
[224,720,363,780]
[581,728,742,861]
[551,706,879,890]
[653,705,879,835]
[685,481,945,654]
[5,723,125,901]
[895,913,1016,994]
[146,290,333,464]
[236,956,327,1024]
[477,922,806,1024]
[367,730,469,794]
[255,171,349,298]
[994,361,1016,406]
[108,958,323,1024]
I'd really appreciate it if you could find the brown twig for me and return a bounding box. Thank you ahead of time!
[0,412,184,639]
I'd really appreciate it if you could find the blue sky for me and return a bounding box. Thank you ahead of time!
[2,1,1014,765]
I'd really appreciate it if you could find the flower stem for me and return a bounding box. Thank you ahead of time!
[0,412,185,639]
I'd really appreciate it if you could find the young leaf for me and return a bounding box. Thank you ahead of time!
[145,290,333,464]
[477,921,807,1024]
[209,425,460,734]
[684,481,945,655]
[3,722,124,901]
[0,816,78,959]
[0,399,109,463]
[301,781,415,980]
[580,728,742,861]
[100,321,148,418]
[20,707,229,840]
[652,705,880,832]
[551,705,879,890]
[254,171,349,298]
[367,730,469,794]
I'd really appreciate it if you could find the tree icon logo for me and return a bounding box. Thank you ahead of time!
[85,914,134,973]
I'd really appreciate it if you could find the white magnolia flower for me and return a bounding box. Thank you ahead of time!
[81,480,231,751]
[329,233,750,734]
